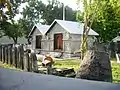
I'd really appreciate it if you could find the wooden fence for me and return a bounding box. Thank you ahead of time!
[0,44,38,72]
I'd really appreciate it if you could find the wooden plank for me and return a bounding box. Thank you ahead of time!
[0,68,120,90]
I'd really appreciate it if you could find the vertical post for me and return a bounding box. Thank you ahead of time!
[4,45,7,63]
[24,52,29,71]
[18,45,21,68]
[30,53,38,72]
[1,45,4,63]
[29,53,32,72]
[14,46,18,68]
[10,44,13,65]
[19,45,24,70]
[62,3,65,21]
[6,45,8,64]
[0,45,2,62]
[3,46,5,63]
[8,45,10,64]
[12,45,15,66]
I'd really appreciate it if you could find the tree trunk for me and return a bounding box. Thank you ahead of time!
[76,44,112,82]
[13,37,17,44]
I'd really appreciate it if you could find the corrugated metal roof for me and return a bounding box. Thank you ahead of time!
[28,24,50,36]
[113,36,120,42]
[35,24,50,35]
[47,19,99,36]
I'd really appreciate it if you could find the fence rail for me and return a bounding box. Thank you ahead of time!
[0,44,38,72]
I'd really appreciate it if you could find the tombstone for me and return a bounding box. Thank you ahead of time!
[76,43,112,82]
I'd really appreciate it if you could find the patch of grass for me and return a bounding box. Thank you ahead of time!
[54,59,120,83]
[54,59,80,71]
[111,61,120,83]
[0,62,21,71]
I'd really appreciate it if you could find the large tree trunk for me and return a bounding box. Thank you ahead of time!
[76,44,112,82]
[13,37,17,44]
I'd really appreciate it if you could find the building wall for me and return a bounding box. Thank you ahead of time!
[70,34,81,53]
[31,24,97,58]
[69,34,96,52]
[31,28,42,50]
[47,23,70,52]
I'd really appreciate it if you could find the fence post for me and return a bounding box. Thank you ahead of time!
[1,45,4,63]
[12,45,15,66]
[30,53,38,72]
[14,46,18,68]
[8,45,10,64]
[3,46,5,63]
[0,45,2,62]
[17,46,20,68]
[24,52,29,71]
[6,45,8,64]
[4,45,7,63]
[10,44,13,65]
[18,45,24,70]
[29,53,32,72]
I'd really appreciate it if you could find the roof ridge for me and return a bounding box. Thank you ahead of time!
[55,19,78,23]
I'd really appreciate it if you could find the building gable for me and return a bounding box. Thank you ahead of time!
[46,19,99,36]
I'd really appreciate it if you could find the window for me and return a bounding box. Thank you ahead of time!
[36,35,42,49]
[54,33,63,50]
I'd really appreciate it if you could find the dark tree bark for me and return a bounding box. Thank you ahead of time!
[12,37,18,44]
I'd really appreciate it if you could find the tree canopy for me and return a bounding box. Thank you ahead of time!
[77,0,120,43]
[0,0,25,44]
[21,0,76,36]
[91,0,120,42]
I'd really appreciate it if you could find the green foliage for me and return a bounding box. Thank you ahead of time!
[0,0,27,44]
[1,21,25,44]
[91,0,120,42]
[22,0,76,35]
[77,0,120,43]
[0,0,12,21]
[111,61,120,83]
[77,0,102,59]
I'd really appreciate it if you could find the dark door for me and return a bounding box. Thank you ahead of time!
[36,35,42,49]
[54,33,63,50]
